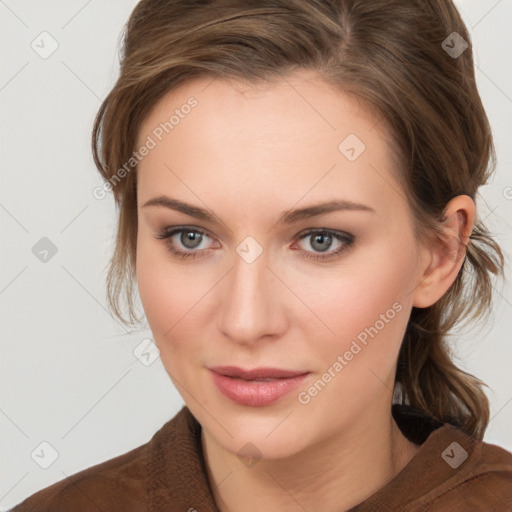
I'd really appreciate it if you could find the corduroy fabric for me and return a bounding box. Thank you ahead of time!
[10,405,512,511]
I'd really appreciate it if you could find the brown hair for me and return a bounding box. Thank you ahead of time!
[92,0,505,440]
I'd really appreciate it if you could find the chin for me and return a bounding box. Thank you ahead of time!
[196,400,319,461]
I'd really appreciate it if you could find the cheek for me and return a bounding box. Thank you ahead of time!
[136,234,217,365]
[136,254,194,383]
[292,246,416,419]
[296,240,416,362]
[136,234,189,340]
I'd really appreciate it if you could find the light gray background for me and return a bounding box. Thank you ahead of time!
[1,0,511,509]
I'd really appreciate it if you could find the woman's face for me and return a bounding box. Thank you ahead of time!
[135,70,428,459]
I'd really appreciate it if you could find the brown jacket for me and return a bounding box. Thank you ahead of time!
[10,405,512,511]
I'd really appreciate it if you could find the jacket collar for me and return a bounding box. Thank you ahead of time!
[146,404,477,512]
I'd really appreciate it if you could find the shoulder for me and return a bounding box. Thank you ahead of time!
[418,426,512,511]
[447,434,512,509]
[388,404,512,512]
[9,437,150,512]
[361,407,512,511]
[9,407,198,512]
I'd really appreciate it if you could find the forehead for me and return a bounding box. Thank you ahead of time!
[138,71,383,146]
[135,71,407,222]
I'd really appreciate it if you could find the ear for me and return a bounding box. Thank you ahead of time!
[412,195,475,308]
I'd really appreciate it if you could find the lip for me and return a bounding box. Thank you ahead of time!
[209,366,310,407]
[209,366,308,380]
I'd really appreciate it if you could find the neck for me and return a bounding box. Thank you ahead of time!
[201,402,420,512]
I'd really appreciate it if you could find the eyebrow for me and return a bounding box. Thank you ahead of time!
[141,195,376,225]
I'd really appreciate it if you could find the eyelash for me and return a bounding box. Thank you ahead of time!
[155,226,355,262]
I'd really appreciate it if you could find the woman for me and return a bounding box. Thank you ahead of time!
[11,0,512,510]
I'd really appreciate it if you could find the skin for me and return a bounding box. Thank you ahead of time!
[135,69,475,512]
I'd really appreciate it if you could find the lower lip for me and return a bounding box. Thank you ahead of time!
[210,370,310,407]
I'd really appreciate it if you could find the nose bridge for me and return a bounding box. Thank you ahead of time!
[217,237,283,343]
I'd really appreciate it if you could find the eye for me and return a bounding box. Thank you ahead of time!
[155,227,216,260]
[294,229,355,261]
[155,226,355,262]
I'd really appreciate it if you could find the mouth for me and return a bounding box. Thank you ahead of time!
[209,365,309,380]
[208,366,311,407]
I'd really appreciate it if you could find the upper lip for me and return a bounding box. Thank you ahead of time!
[209,366,309,380]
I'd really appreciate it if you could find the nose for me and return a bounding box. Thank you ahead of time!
[217,246,288,346]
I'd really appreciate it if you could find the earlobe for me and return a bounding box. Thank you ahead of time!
[412,195,475,309]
